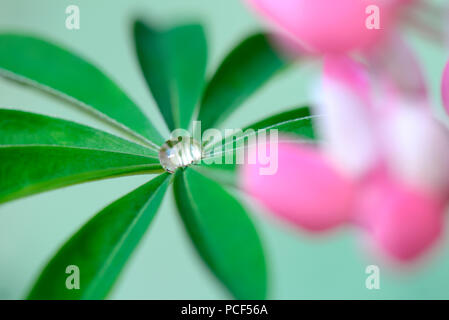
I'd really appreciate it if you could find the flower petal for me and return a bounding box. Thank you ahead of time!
[357,172,444,262]
[240,141,354,232]
[442,60,449,114]
[245,0,400,54]
[315,56,381,178]
[366,34,428,101]
[382,104,449,199]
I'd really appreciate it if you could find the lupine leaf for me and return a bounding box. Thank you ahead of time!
[0,146,162,204]
[0,109,158,158]
[199,106,316,179]
[134,21,207,131]
[173,168,267,299]
[197,33,287,130]
[0,34,164,147]
[241,106,316,139]
[27,173,170,299]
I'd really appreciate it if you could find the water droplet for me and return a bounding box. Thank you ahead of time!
[158,137,202,173]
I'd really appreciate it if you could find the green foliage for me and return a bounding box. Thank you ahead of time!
[198,106,316,178]
[242,106,316,140]
[28,174,170,299]
[0,109,158,157]
[0,146,162,204]
[0,34,163,146]
[197,33,288,130]
[173,169,267,299]
[134,21,208,131]
[0,20,313,299]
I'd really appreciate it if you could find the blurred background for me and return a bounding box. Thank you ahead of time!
[0,0,449,299]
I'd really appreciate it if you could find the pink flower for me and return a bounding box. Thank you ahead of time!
[442,60,449,114]
[356,169,444,262]
[241,56,449,262]
[241,142,354,232]
[245,0,444,55]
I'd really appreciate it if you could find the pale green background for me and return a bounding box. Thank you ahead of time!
[0,0,449,299]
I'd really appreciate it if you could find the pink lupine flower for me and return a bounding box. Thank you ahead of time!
[245,0,444,55]
[241,142,354,232]
[241,56,449,262]
[442,60,449,113]
[356,169,444,262]
[245,0,398,54]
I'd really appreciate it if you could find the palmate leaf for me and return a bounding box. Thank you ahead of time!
[173,168,267,299]
[0,109,158,158]
[0,146,162,204]
[134,21,207,131]
[198,106,317,182]
[0,23,293,301]
[27,173,170,299]
[197,33,288,131]
[0,34,164,147]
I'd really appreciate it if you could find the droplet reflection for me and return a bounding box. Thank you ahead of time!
[158,137,202,173]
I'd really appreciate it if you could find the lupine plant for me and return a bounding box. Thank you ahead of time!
[0,19,315,299]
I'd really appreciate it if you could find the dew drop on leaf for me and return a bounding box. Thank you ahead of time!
[158,137,202,173]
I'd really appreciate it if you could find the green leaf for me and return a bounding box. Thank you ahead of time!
[242,106,316,139]
[0,34,164,147]
[200,106,316,176]
[134,21,207,131]
[27,173,170,299]
[173,168,267,299]
[0,146,162,204]
[197,33,287,130]
[0,109,158,158]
